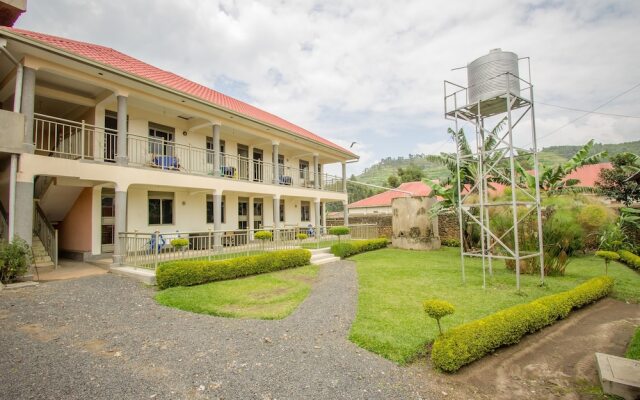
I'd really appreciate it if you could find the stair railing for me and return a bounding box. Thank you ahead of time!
[33,201,58,268]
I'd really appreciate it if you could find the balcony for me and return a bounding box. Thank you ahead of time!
[33,114,345,193]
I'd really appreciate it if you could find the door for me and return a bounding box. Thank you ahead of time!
[253,148,263,182]
[104,112,117,162]
[238,144,249,180]
[253,198,263,230]
[101,189,115,253]
[238,197,249,230]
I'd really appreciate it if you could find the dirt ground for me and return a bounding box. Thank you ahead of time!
[415,298,640,400]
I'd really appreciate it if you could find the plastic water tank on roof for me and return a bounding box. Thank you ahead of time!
[467,49,520,105]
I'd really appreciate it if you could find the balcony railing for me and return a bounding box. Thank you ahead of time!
[32,114,345,192]
[119,224,378,269]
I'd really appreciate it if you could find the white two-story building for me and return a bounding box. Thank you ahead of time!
[0,25,356,263]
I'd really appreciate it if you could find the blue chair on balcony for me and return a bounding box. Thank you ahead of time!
[220,166,236,178]
[152,155,179,170]
[279,175,292,185]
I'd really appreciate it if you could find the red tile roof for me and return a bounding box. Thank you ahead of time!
[564,162,611,187]
[349,163,611,208]
[349,181,433,208]
[1,27,356,158]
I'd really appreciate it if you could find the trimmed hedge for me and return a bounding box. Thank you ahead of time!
[626,327,640,360]
[156,249,311,290]
[618,250,640,271]
[330,238,388,258]
[431,276,614,372]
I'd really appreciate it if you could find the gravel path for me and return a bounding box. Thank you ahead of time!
[0,261,434,400]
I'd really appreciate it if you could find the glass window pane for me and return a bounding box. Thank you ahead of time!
[148,199,161,225]
[206,200,213,224]
[162,199,173,224]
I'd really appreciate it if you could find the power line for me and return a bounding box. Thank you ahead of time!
[537,101,640,119]
[538,82,640,141]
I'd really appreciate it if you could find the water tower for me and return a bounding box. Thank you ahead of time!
[444,49,544,290]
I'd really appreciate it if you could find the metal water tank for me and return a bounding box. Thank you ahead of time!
[467,49,520,104]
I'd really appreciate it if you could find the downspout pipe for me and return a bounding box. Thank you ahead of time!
[0,39,24,242]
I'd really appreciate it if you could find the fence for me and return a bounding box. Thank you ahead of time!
[33,201,58,267]
[118,224,378,270]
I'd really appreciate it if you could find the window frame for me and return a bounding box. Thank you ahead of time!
[148,191,174,225]
[300,201,311,222]
[206,194,226,224]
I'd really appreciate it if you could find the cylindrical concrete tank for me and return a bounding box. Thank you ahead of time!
[467,49,520,104]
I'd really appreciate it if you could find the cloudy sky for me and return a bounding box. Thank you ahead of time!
[15,0,640,174]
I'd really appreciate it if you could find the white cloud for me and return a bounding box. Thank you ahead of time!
[16,0,640,175]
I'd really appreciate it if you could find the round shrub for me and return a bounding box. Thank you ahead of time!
[296,233,308,240]
[423,299,455,334]
[577,204,612,231]
[328,226,350,236]
[255,231,273,241]
[170,238,189,249]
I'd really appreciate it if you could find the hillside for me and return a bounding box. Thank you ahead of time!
[355,140,640,186]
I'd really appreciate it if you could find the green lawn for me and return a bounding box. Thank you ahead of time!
[155,265,319,319]
[626,327,640,360]
[349,247,640,364]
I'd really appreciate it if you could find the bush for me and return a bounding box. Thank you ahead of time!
[296,233,308,240]
[330,238,388,258]
[156,249,311,289]
[431,276,614,372]
[423,299,455,335]
[618,250,640,271]
[255,231,273,241]
[170,238,189,248]
[0,238,32,284]
[441,238,460,247]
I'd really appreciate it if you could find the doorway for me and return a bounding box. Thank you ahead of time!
[238,144,249,180]
[101,188,115,253]
[253,148,263,182]
[238,197,249,230]
[253,198,263,229]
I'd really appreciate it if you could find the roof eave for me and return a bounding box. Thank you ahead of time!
[1,28,359,161]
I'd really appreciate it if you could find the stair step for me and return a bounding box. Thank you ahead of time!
[312,256,341,265]
[308,247,332,255]
[34,261,54,269]
[34,256,52,263]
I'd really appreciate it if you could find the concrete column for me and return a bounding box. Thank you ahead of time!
[321,201,326,228]
[213,191,222,247]
[113,185,128,264]
[342,162,347,193]
[273,194,280,229]
[116,95,128,165]
[21,66,35,151]
[14,180,34,246]
[213,124,221,177]
[314,198,321,235]
[318,164,323,189]
[272,142,279,184]
[343,200,349,226]
[313,154,319,189]
[249,145,255,181]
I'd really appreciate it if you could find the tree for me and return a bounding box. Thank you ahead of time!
[519,139,606,195]
[596,152,640,206]
[386,175,400,188]
[386,163,425,188]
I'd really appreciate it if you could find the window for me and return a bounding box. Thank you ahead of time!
[299,160,309,179]
[301,201,310,222]
[149,123,175,156]
[206,195,226,224]
[148,191,174,225]
[280,199,285,222]
[206,138,225,164]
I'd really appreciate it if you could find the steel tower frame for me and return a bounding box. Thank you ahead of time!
[444,69,544,290]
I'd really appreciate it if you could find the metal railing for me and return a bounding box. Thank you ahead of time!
[33,201,58,268]
[33,113,346,192]
[34,114,117,161]
[119,224,378,270]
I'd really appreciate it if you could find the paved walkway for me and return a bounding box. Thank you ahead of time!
[0,261,433,399]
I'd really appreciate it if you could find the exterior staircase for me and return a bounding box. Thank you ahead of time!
[32,235,55,272]
[309,247,340,265]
